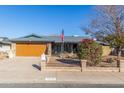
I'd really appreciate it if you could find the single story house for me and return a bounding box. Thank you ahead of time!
[0,37,11,52]
[11,34,112,57]
[0,37,15,58]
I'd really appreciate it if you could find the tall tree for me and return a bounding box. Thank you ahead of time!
[83,5,124,60]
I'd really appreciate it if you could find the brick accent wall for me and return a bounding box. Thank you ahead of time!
[119,60,124,72]
[82,67,119,72]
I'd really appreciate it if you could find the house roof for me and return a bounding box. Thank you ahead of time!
[97,41,109,46]
[0,37,11,44]
[11,34,109,45]
[11,34,87,43]
[11,34,51,42]
[42,36,86,43]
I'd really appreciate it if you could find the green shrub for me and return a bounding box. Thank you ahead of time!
[77,39,103,66]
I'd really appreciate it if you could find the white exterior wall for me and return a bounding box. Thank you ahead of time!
[0,43,16,58]
[0,44,11,52]
[10,43,16,58]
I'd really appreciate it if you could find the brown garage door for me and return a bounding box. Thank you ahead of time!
[16,43,46,56]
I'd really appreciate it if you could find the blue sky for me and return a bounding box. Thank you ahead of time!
[0,5,95,38]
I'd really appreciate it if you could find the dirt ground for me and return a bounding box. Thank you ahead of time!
[47,55,124,67]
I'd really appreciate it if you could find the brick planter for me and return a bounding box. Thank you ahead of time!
[80,60,87,72]
[41,61,46,71]
[119,60,124,72]
[83,67,119,72]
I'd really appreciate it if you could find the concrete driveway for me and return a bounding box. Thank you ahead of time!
[0,57,42,83]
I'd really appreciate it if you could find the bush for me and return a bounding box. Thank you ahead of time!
[77,39,103,66]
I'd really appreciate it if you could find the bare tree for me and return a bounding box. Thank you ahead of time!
[83,5,124,60]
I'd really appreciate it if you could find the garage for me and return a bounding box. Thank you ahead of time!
[11,34,48,57]
[16,43,46,57]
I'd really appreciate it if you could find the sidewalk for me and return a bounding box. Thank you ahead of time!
[40,71,124,84]
[1,71,124,84]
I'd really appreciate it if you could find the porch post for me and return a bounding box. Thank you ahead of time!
[71,43,73,53]
[61,42,64,53]
[47,43,51,56]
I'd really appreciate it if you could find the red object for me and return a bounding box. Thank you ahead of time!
[80,39,94,43]
[60,29,64,42]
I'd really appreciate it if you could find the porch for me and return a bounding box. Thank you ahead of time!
[51,42,78,55]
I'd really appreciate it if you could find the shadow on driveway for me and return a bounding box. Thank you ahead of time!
[32,64,41,71]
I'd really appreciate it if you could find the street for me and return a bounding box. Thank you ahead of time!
[0,83,124,88]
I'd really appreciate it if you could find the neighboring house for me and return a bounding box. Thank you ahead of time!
[0,37,11,52]
[11,34,112,57]
[97,41,112,56]
[0,37,15,58]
